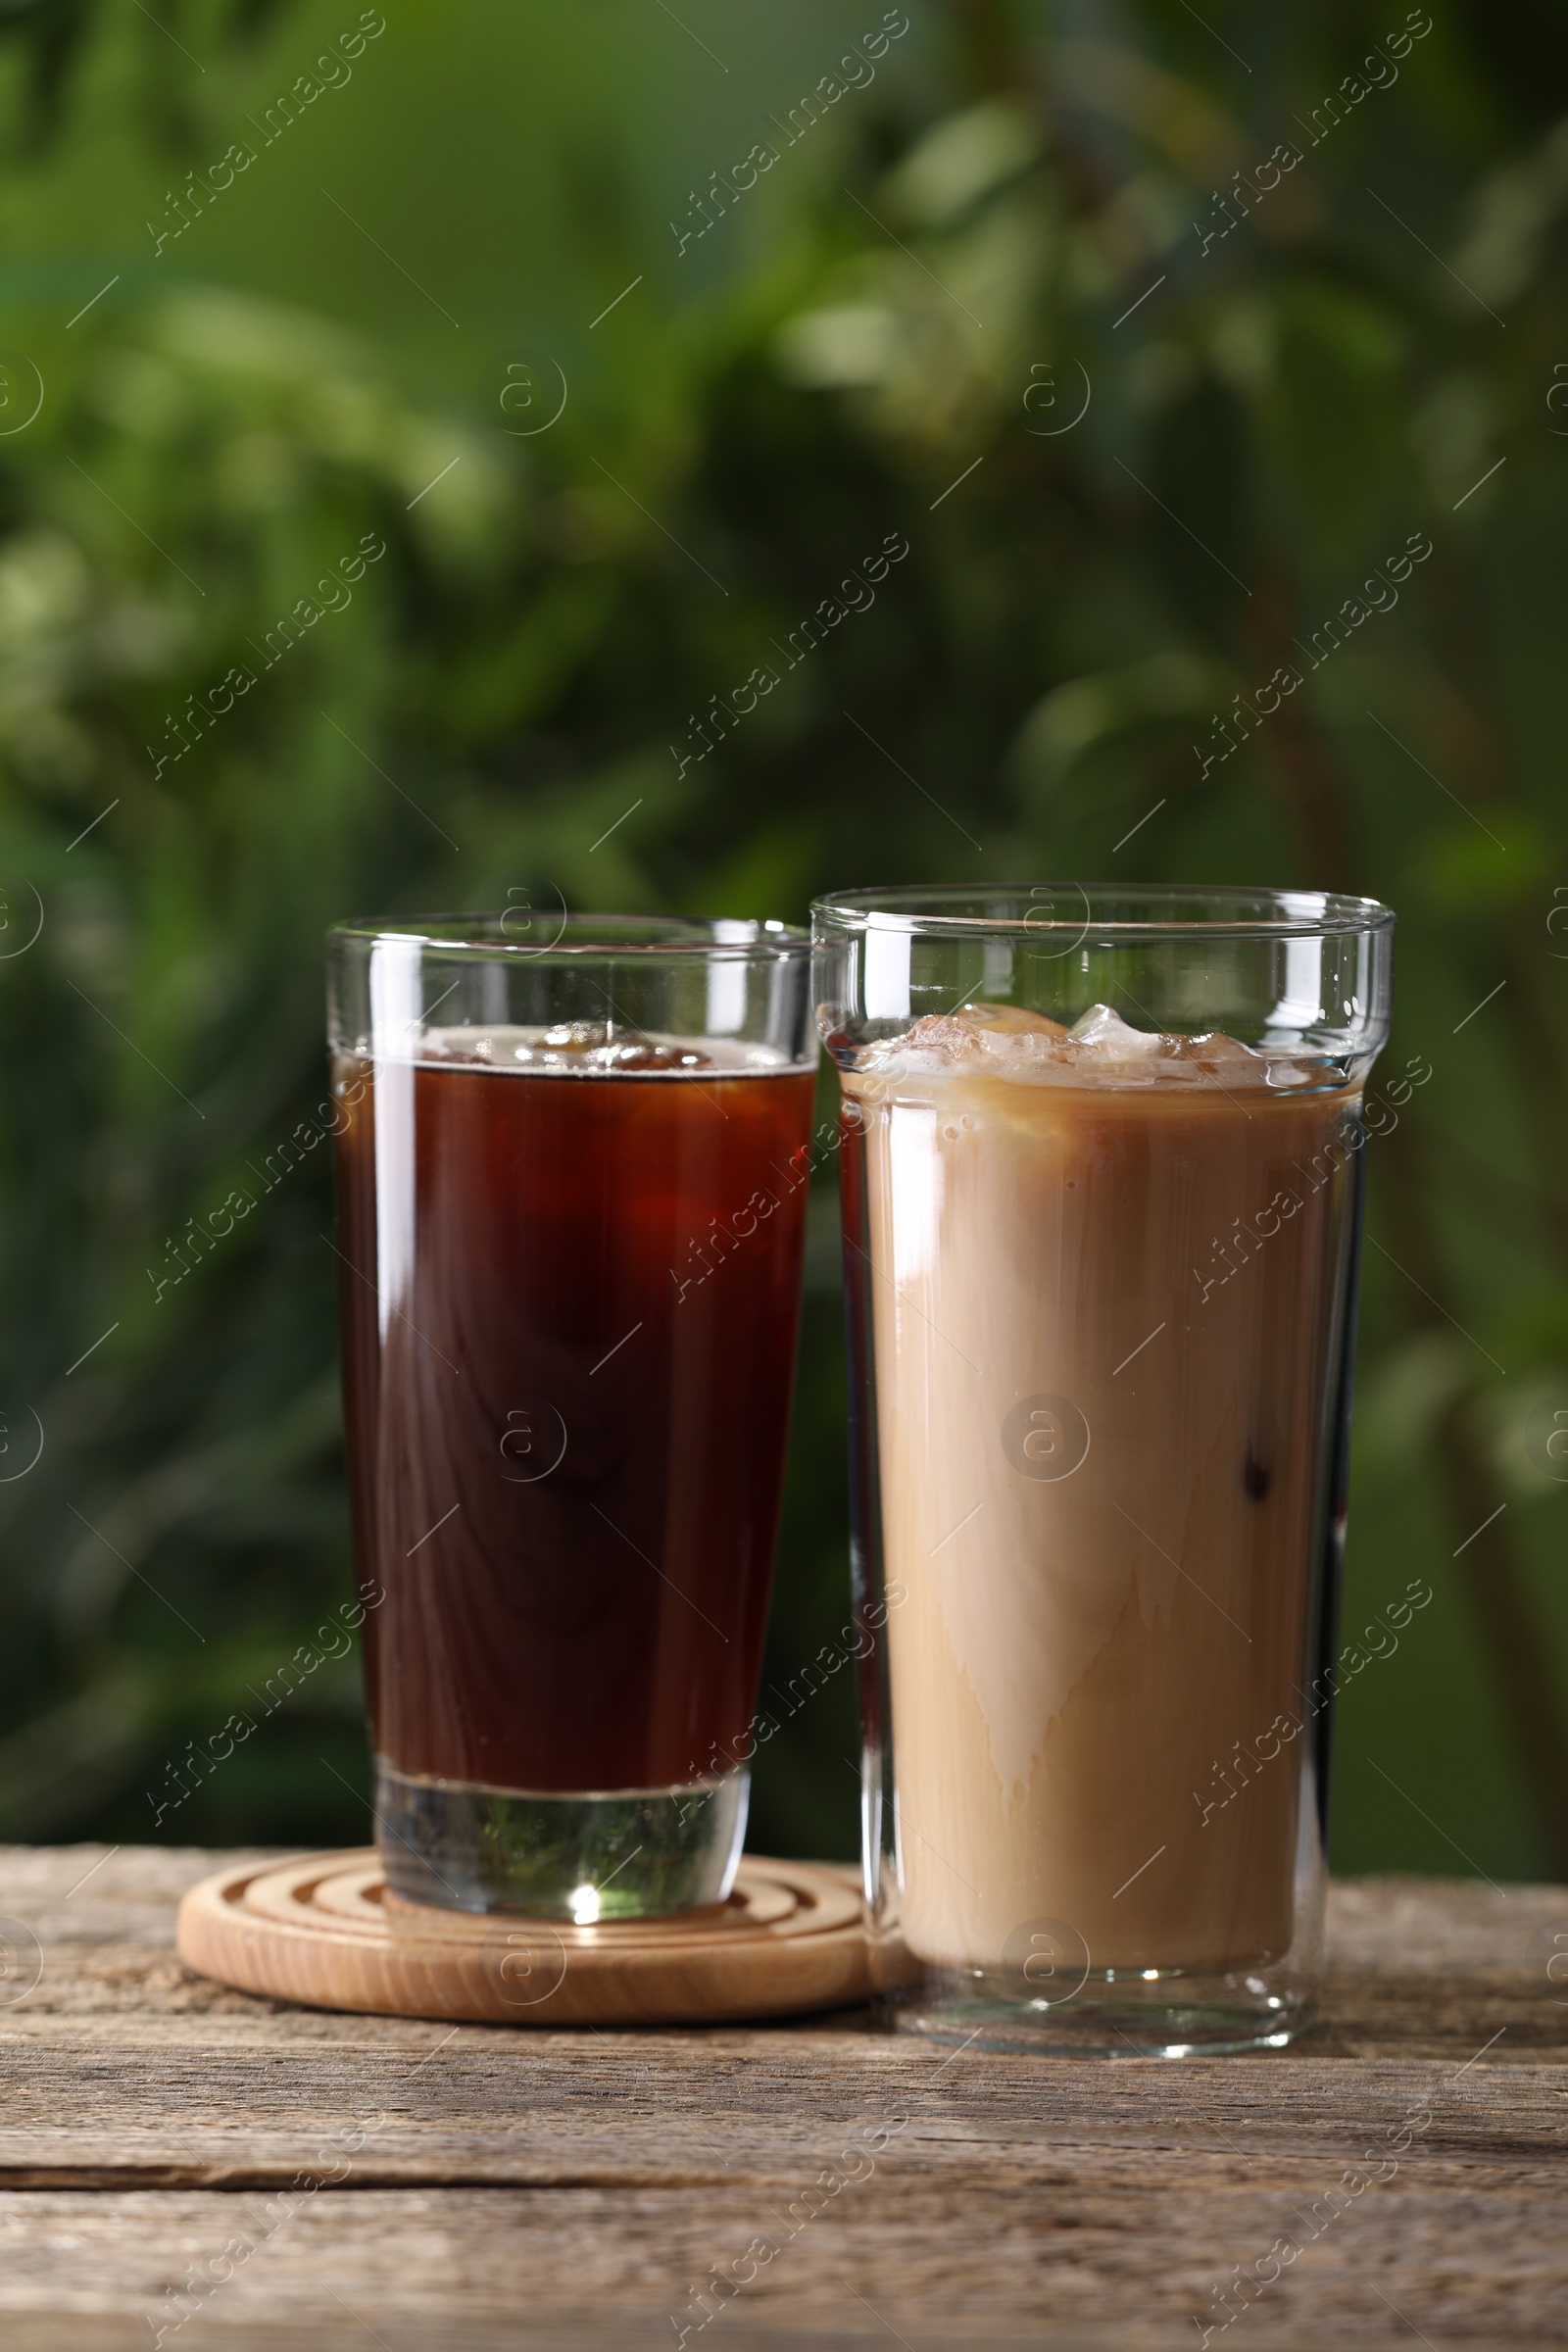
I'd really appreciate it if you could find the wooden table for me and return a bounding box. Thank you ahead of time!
[0,1846,1564,2350]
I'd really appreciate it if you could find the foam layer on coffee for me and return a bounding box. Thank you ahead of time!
[844,1004,1357,1974]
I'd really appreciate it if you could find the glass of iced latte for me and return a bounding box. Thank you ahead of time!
[814,886,1394,2052]
[327,914,815,1919]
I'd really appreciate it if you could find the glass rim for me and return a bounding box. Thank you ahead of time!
[326,911,811,959]
[811,883,1396,942]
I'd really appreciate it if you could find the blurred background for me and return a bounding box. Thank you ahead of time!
[0,0,1564,1883]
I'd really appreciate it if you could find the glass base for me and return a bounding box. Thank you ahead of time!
[374,1758,750,1919]
[880,1963,1311,2057]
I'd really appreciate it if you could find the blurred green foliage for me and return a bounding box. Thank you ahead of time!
[0,0,1565,1880]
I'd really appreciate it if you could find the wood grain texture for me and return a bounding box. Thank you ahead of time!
[174,1850,877,2026]
[0,1845,1562,2350]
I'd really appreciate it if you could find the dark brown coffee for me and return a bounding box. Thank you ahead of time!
[332,1027,815,1797]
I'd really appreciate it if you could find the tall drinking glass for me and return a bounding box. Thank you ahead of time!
[327,914,815,1919]
[814,887,1395,2052]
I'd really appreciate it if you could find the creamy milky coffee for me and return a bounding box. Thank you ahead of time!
[842,1004,1358,1974]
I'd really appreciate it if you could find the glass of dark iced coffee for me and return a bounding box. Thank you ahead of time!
[327,914,815,1918]
[814,886,1394,2053]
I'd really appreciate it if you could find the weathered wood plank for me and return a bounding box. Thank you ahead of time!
[0,1848,1561,2349]
[0,2169,1562,2349]
[0,2036,1563,2180]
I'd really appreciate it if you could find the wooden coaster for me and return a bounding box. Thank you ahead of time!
[176,1850,874,2027]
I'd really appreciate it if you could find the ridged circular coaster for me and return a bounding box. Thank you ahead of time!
[176,1850,874,2026]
